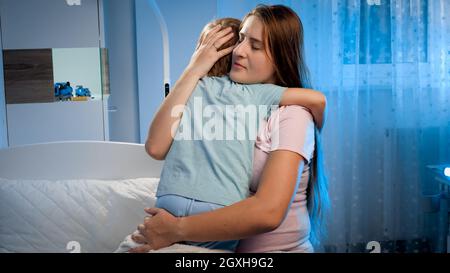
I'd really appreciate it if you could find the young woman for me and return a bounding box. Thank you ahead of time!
[129,5,329,253]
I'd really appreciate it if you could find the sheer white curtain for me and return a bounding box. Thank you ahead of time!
[300,0,450,252]
[218,0,450,252]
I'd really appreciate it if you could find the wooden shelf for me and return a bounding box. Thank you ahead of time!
[3,49,54,104]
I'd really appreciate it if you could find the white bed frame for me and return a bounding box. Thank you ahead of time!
[0,141,164,180]
[0,141,232,253]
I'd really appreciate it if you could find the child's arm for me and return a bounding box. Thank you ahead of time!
[145,69,202,160]
[145,26,235,160]
[280,88,327,130]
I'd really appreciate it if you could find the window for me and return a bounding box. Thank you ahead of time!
[343,0,428,64]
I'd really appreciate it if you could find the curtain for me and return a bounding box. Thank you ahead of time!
[218,0,450,252]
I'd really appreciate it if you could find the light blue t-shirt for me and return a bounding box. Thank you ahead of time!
[156,76,286,206]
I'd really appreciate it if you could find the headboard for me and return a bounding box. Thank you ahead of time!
[0,141,164,180]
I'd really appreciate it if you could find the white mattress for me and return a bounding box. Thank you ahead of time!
[0,177,159,253]
[0,177,233,253]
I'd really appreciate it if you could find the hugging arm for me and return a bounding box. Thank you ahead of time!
[144,69,202,160]
[131,150,304,251]
[145,26,235,160]
[280,88,327,130]
[177,150,304,242]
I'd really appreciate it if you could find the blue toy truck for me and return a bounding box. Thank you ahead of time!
[54,82,73,101]
[75,85,91,97]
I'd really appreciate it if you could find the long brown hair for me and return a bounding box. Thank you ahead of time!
[242,5,311,89]
[244,5,329,246]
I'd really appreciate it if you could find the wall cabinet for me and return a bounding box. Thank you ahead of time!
[0,0,109,146]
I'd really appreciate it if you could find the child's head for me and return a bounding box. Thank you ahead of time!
[197,18,241,77]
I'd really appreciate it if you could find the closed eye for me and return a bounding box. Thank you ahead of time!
[252,44,262,50]
[238,35,262,50]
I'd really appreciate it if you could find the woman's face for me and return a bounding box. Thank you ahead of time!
[229,16,276,84]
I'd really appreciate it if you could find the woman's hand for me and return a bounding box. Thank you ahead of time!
[129,207,182,253]
[186,25,236,79]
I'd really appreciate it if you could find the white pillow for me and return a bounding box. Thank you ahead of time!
[0,177,159,253]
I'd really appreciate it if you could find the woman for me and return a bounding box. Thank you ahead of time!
[132,5,329,252]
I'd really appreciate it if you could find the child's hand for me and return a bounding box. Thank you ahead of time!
[186,25,236,79]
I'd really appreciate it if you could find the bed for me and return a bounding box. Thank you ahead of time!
[0,141,228,253]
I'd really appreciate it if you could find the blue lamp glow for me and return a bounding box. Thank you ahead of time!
[444,167,450,178]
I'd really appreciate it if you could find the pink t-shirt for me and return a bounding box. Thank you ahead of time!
[236,105,315,253]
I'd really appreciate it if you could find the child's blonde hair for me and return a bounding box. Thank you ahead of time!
[197,18,241,77]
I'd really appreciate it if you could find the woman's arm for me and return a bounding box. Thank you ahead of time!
[178,150,304,242]
[132,150,304,250]
[145,26,236,160]
[280,88,327,130]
